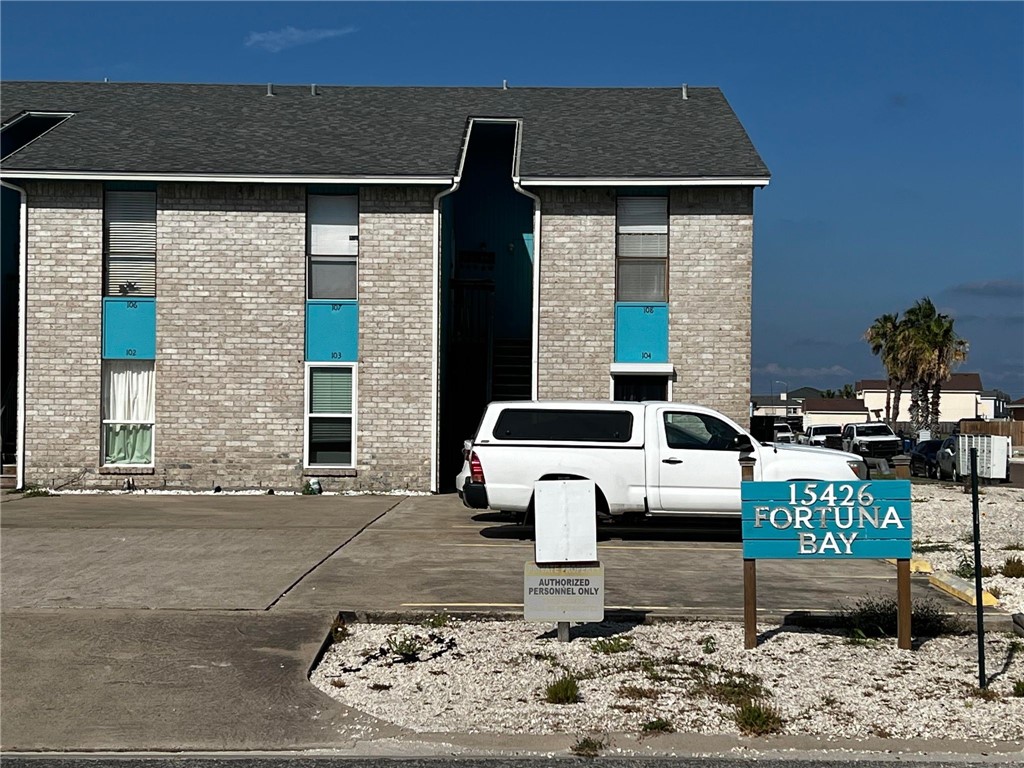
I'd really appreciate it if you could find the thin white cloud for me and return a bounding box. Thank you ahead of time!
[754,363,854,379]
[245,26,355,53]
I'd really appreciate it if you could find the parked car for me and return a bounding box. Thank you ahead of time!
[772,422,794,443]
[936,437,960,481]
[841,422,903,464]
[457,400,868,520]
[909,439,943,478]
[799,424,842,447]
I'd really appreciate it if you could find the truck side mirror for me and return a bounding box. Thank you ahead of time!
[733,435,754,452]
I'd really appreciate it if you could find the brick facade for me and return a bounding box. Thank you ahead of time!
[668,187,753,424]
[19,180,754,491]
[536,188,617,400]
[23,181,104,488]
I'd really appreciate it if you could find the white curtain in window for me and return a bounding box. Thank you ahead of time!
[103,361,155,465]
[103,360,155,422]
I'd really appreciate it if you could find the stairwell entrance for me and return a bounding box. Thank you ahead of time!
[438,122,535,490]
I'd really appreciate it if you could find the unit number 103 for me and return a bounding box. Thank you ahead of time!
[788,482,874,507]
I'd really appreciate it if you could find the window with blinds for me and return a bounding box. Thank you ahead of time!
[307,366,354,466]
[308,194,358,300]
[104,190,156,296]
[616,196,668,302]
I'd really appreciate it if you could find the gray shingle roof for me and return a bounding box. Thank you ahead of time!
[0,82,770,180]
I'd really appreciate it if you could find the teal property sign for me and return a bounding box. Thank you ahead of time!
[741,480,912,559]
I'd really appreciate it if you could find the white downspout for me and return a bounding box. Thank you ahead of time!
[2,179,28,490]
[431,177,460,493]
[512,180,541,400]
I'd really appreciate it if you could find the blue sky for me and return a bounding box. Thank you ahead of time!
[3,1,1022,398]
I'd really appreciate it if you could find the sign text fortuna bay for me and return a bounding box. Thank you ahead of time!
[741,480,912,560]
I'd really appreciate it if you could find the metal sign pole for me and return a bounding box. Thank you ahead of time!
[970,447,986,688]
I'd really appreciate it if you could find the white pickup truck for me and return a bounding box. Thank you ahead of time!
[457,401,868,519]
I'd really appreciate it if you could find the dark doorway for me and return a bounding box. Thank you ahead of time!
[438,123,534,490]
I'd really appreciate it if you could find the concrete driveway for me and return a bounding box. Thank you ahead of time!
[0,490,1004,752]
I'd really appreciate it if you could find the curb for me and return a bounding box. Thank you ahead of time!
[928,571,1000,607]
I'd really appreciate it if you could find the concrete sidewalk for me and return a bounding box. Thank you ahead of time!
[0,491,1012,754]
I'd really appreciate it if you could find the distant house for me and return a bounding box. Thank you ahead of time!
[978,390,1011,421]
[750,386,821,420]
[1010,398,1024,422]
[800,398,869,429]
[856,373,983,424]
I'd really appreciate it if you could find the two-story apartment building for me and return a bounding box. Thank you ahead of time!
[1,82,769,492]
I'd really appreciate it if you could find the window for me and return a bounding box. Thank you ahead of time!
[663,412,740,451]
[616,196,668,302]
[613,375,668,402]
[102,360,155,465]
[308,194,358,299]
[306,366,355,465]
[492,409,633,442]
[104,190,156,296]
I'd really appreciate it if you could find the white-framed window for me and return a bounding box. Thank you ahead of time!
[104,190,157,297]
[305,363,356,467]
[307,194,358,300]
[102,360,155,465]
[616,196,668,302]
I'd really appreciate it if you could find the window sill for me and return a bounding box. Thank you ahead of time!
[100,466,155,475]
[303,468,357,478]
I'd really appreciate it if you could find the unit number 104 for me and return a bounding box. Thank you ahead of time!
[788,482,874,507]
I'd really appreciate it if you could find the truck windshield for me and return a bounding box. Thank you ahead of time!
[859,424,895,437]
[492,409,633,442]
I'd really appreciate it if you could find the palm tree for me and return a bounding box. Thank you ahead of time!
[900,298,968,432]
[865,313,901,424]
[840,383,855,399]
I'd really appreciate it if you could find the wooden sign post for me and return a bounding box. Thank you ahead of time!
[741,479,913,650]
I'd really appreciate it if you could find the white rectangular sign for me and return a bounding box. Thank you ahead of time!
[524,563,604,622]
[534,479,597,564]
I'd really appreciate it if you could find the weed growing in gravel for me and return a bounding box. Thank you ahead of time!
[1012,681,1024,698]
[689,662,767,707]
[618,684,660,700]
[700,635,718,654]
[733,699,784,735]
[385,633,425,661]
[970,686,1000,701]
[545,674,581,704]
[329,678,346,688]
[838,595,963,638]
[1001,555,1024,578]
[641,717,674,735]
[590,636,634,654]
[421,613,451,629]
[953,553,976,580]
[329,615,350,644]
[368,682,392,691]
[570,735,607,757]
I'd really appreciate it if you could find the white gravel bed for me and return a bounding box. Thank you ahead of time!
[313,619,1024,741]
[908,484,1024,614]
[313,482,1024,743]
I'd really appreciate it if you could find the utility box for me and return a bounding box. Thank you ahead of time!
[957,434,1010,479]
[533,480,597,564]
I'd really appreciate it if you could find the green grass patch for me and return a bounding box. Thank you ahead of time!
[733,699,784,736]
[421,613,452,629]
[1001,555,1024,578]
[385,633,425,661]
[1012,681,1024,698]
[545,674,581,704]
[837,595,962,639]
[590,635,634,654]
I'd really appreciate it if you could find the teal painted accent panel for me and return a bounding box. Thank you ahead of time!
[615,302,668,363]
[103,298,156,359]
[741,480,912,559]
[306,300,358,361]
[523,233,534,263]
